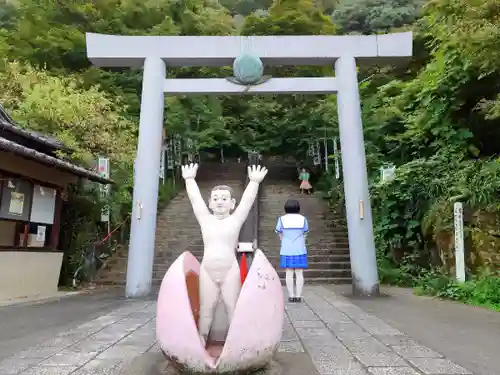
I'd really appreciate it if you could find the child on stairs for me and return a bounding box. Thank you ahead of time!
[275,199,309,303]
[299,168,312,194]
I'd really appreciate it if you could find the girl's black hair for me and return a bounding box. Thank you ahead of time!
[284,199,300,214]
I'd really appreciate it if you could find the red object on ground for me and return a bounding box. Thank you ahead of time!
[240,253,248,285]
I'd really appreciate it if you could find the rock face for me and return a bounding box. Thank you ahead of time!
[258,181,352,285]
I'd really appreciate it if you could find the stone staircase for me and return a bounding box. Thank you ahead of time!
[258,181,352,285]
[97,162,246,285]
[97,161,352,286]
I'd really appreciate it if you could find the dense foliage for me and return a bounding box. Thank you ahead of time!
[0,0,498,298]
[320,0,500,307]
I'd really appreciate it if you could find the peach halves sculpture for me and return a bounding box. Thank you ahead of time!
[156,163,285,373]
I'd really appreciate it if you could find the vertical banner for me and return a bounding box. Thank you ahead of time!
[323,137,329,170]
[307,142,314,157]
[174,134,182,166]
[98,156,110,223]
[313,141,321,166]
[333,137,340,179]
[454,202,466,282]
[186,138,194,163]
[166,136,174,170]
[159,145,166,182]
[160,128,166,182]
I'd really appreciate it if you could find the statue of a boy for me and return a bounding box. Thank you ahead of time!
[181,163,268,345]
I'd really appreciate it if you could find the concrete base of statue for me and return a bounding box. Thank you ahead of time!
[156,249,284,374]
[120,351,320,375]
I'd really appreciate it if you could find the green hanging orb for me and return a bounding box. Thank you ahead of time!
[233,53,264,85]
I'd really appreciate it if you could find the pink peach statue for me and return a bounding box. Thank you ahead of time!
[156,164,284,373]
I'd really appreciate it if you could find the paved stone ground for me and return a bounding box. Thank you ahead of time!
[0,290,127,363]
[0,286,476,375]
[329,285,500,375]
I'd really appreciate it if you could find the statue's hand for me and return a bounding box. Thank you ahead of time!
[248,165,268,183]
[182,163,198,180]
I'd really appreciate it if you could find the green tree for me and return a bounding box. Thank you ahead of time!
[222,0,338,157]
[332,0,500,277]
[332,0,423,34]
[0,61,135,165]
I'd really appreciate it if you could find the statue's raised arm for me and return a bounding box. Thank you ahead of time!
[181,163,211,224]
[232,165,268,225]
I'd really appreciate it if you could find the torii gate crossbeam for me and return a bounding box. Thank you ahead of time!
[85,32,413,298]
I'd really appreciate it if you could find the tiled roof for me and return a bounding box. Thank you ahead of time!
[0,105,65,150]
[0,136,113,184]
[0,105,112,184]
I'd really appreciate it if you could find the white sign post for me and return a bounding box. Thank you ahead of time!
[159,145,165,183]
[323,137,329,170]
[309,141,321,166]
[186,138,194,163]
[380,165,396,182]
[166,137,174,171]
[454,202,466,282]
[314,141,321,166]
[333,137,340,179]
[98,157,110,223]
[173,134,182,166]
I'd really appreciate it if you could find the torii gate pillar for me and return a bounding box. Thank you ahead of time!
[335,56,378,294]
[86,32,413,298]
[126,57,166,297]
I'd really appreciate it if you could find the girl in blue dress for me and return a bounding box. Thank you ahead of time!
[275,199,309,303]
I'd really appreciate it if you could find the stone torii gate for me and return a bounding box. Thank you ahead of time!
[86,32,412,298]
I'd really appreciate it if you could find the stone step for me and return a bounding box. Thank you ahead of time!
[259,221,347,227]
[153,253,202,262]
[261,239,349,244]
[278,277,351,285]
[98,177,352,287]
[96,175,246,286]
[97,279,126,286]
[266,254,351,262]
[152,261,351,275]
[97,276,353,286]
[261,248,350,254]
[151,277,352,286]
[276,268,351,278]
[258,181,351,287]
[260,242,350,247]
[152,251,351,266]
[182,242,350,249]
[272,261,351,269]
[260,236,349,242]
[152,250,350,261]
[259,225,348,234]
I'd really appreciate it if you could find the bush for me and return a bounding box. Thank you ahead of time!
[378,257,416,287]
[158,177,179,209]
[59,176,180,286]
[413,269,500,311]
[317,148,500,311]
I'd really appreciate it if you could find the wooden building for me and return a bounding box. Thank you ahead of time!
[0,106,111,301]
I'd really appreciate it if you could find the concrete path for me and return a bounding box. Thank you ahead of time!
[0,290,127,362]
[0,286,489,375]
[329,285,500,375]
